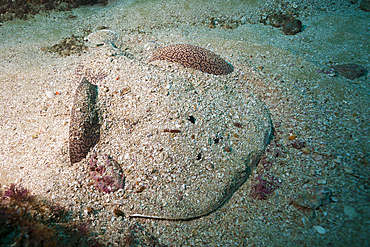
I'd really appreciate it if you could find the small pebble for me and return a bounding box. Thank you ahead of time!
[46,91,55,98]
[113,200,123,205]
[288,134,296,140]
[313,226,326,234]
[135,185,146,193]
[206,163,214,171]
[344,206,359,218]
[292,139,305,149]
[344,166,354,174]
[301,217,308,226]
[283,18,302,35]
[317,179,327,185]
[333,158,341,164]
[301,147,310,154]
[314,155,323,161]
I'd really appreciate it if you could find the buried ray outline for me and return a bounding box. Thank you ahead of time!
[68,44,273,220]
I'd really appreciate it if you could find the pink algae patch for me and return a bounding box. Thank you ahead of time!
[89,153,125,193]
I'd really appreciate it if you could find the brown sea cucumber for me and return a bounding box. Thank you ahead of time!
[69,77,101,164]
[148,44,234,75]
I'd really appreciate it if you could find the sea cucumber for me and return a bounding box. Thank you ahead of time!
[148,44,234,75]
[69,77,100,164]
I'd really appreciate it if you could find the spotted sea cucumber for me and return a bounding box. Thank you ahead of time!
[69,77,100,164]
[148,44,234,75]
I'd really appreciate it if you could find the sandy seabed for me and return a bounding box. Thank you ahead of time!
[0,0,369,246]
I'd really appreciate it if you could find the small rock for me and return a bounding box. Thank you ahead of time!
[317,179,327,185]
[344,166,354,174]
[314,154,323,161]
[313,225,326,234]
[240,16,248,24]
[302,147,310,154]
[333,158,341,164]
[135,185,146,193]
[344,206,359,218]
[292,139,305,149]
[283,18,302,35]
[205,163,214,171]
[46,90,55,98]
[288,134,296,140]
[330,64,366,80]
[209,18,216,28]
[301,217,309,226]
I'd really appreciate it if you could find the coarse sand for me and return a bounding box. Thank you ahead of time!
[0,0,369,246]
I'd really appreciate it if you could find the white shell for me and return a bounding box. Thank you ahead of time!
[313,226,326,234]
[46,90,55,98]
